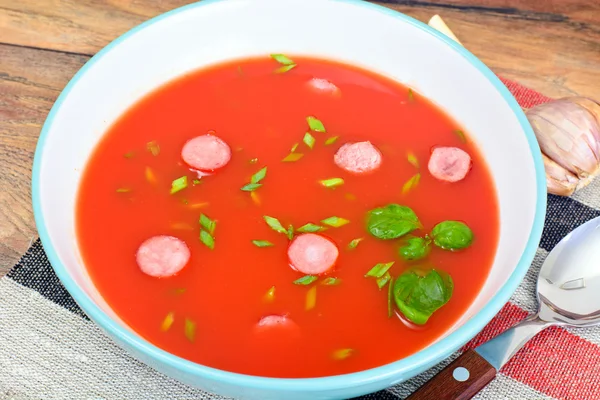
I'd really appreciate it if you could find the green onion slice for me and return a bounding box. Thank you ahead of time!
[147,141,160,156]
[325,136,339,145]
[305,286,317,310]
[263,216,287,234]
[264,286,276,302]
[332,348,354,360]
[170,176,188,194]
[306,116,326,132]
[319,178,344,188]
[376,272,392,289]
[347,238,363,249]
[407,152,419,168]
[282,153,304,162]
[161,312,175,332]
[293,275,318,285]
[454,129,467,143]
[199,230,214,250]
[365,262,395,278]
[321,277,341,286]
[184,318,196,342]
[303,132,316,149]
[275,64,296,74]
[321,216,350,228]
[297,223,326,233]
[270,54,295,65]
[241,183,262,192]
[199,214,216,235]
[402,173,421,195]
[251,167,267,184]
[252,240,274,247]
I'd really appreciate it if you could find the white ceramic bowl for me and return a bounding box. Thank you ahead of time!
[32,0,546,398]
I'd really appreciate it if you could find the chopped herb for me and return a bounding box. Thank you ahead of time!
[332,348,354,360]
[388,277,394,318]
[408,88,415,102]
[303,132,316,149]
[147,140,160,156]
[321,216,350,228]
[124,151,135,159]
[172,288,187,295]
[192,179,201,185]
[305,286,317,310]
[170,176,188,194]
[264,286,276,303]
[189,202,209,209]
[199,230,215,250]
[393,269,453,325]
[161,312,175,332]
[365,262,395,279]
[347,238,363,250]
[252,240,274,247]
[319,178,344,188]
[321,277,341,286]
[431,221,474,250]
[402,173,421,194]
[184,318,196,342]
[241,183,262,192]
[199,214,216,235]
[270,54,295,65]
[454,129,467,143]
[282,152,304,162]
[116,188,131,193]
[376,272,392,289]
[407,152,419,168]
[325,136,339,145]
[275,64,297,74]
[263,215,287,234]
[249,158,258,164]
[287,224,295,240]
[290,143,299,153]
[250,191,261,205]
[297,223,326,233]
[293,275,318,285]
[250,167,267,184]
[306,116,326,132]
[366,204,421,240]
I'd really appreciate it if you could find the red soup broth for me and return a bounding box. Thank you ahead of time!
[76,56,499,378]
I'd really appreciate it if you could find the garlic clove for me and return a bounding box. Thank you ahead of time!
[543,153,579,196]
[527,98,600,179]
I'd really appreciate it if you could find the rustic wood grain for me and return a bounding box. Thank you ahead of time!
[0,44,88,273]
[0,0,599,274]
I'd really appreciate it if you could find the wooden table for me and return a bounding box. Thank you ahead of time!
[1,0,599,276]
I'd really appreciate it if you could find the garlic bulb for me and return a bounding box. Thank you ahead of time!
[526,97,600,196]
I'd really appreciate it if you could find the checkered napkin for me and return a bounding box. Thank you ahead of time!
[2,81,600,400]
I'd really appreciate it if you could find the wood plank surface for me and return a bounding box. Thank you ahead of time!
[0,0,599,275]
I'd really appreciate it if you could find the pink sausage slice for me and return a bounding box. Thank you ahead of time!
[288,233,339,275]
[136,235,190,278]
[181,134,231,172]
[428,146,472,183]
[254,315,301,339]
[334,141,383,174]
[307,78,341,97]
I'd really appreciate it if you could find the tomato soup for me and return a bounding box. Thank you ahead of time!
[76,56,499,378]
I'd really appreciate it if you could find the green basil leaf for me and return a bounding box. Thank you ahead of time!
[431,221,474,250]
[393,269,453,325]
[297,223,326,233]
[398,237,431,261]
[365,262,394,279]
[293,275,318,285]
[366,204,421,240]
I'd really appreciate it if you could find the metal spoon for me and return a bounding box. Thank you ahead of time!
[408,216,600,400]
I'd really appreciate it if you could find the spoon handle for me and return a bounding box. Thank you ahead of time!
[406,349,496,400]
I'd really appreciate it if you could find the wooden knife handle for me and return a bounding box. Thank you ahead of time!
[407,349,497,400]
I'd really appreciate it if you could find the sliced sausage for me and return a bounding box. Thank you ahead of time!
[428,146,472,183]
[334,141,383,174]
[181,133,231,172]
[136,235,190,278]
[307,78,341,97]
[254,315,301,339]
[288,233,339,275]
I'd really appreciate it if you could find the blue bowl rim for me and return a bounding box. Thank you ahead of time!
[31,0,547,394]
